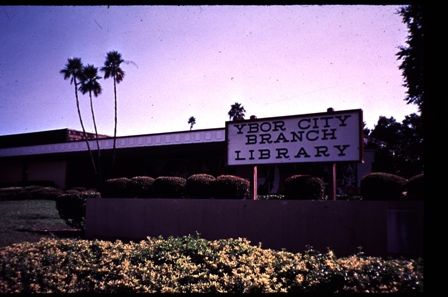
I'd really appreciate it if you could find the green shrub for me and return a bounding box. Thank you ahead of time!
[129,176,155,198]
[0,186,63,201]
[152,176,186,198]
[55,190,101,230]
[283,175,325,200]
[27,186,63,200]
[185,174,216,198]
[214,175,250,199]
[101,178,132,198]
[0,187,24,201]
[406,173,424,200]
[0,235,423,293]
[361,172,407,201]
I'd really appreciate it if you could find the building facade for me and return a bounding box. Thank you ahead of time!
[0,128,374,195]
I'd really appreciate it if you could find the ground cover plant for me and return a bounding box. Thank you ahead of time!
[0,234,423,293]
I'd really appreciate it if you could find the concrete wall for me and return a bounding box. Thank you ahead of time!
[86,199,423,257]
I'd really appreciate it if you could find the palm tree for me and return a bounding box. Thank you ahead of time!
[188,116,196,130]
[101,51,125,172]
[79,64,103,180]
[228,102,246,121]
[60,58,97,175]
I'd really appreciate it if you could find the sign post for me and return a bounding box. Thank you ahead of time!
[331,163,337,200]
[252,165,258,200]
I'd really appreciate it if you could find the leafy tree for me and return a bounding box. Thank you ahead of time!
[101,51,125,173]
[368,114,423,178]
[79,65,103,180]
[228,102,246,121]
[397,4,424,112]
[60,58,97,175]
[188,116,196,130]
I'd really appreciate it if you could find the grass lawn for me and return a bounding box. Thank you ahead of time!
[0,199,80,248]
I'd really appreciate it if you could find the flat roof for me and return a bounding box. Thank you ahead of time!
[0,128,225,158]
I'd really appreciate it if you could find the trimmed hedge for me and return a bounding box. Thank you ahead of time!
[185,174,216,198]
[101,178,132,198]
[283,175,325,200]
[129,176,155,198]
[361,172,407,201]
[0,186,63,201]
[152,176,186,198]
[214,175,249,199]
[55,190,101,230]
[0,235,423,293]
[406,173,424,200]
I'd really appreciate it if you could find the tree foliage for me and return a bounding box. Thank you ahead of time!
[367,114,423,178]
[188,116,196,130]
[397,4,424,112]
[228,102,246,121]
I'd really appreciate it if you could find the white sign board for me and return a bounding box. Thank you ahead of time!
[226,109,363,166]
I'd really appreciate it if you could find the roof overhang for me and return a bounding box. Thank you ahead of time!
[0,128,225,158]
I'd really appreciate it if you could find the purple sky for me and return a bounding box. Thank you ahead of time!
[0,5,418,137]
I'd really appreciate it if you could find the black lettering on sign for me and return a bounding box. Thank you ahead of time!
[334,144,350,156]
[249,150,255,160]
[274,132,290,143]
[260,134,272,144]
[306,130,319,141]
[260,122,271,132]
[335,115,351,126]
[320,116,332,128]
[298,118,311,129]
[234,124,246,134]
[294,147,311,158]
[248,123,259,133]
[273,121,286,131]
[276,148,289,159]
[259,149,270,159]
[315,146,329,157]
[322,129,337,140]
[235,150,245,160]
[246,135,257,145]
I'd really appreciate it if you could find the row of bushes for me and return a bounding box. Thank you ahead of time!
[0,172,423,202]
[100,174,250,199]
[0,186,63,201]
[100,172,424,201]
[0,234,423,293]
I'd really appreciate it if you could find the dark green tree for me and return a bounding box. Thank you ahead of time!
[101,51,125,173]
[228,102,246,121]
[188,116,196,130]
[60,58,97,176]
[79,65,103,181]
[397,4,424,112]
[368,114,423,178]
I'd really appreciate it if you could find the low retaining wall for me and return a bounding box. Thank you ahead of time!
[85,199,423,257]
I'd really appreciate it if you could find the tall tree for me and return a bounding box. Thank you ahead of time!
[228,102,246,121]
[188,116,196,130]
[79,64,103,180]
[60,58,97,175]
[368,114,423,178]
[101,51,125,173]
[397,4,424,112]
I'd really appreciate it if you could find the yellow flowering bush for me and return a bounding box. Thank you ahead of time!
[0,234,423,293]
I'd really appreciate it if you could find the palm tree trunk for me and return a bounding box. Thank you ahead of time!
[111,77,118,174]
[74,80,97,176]
[89,91,102,182]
